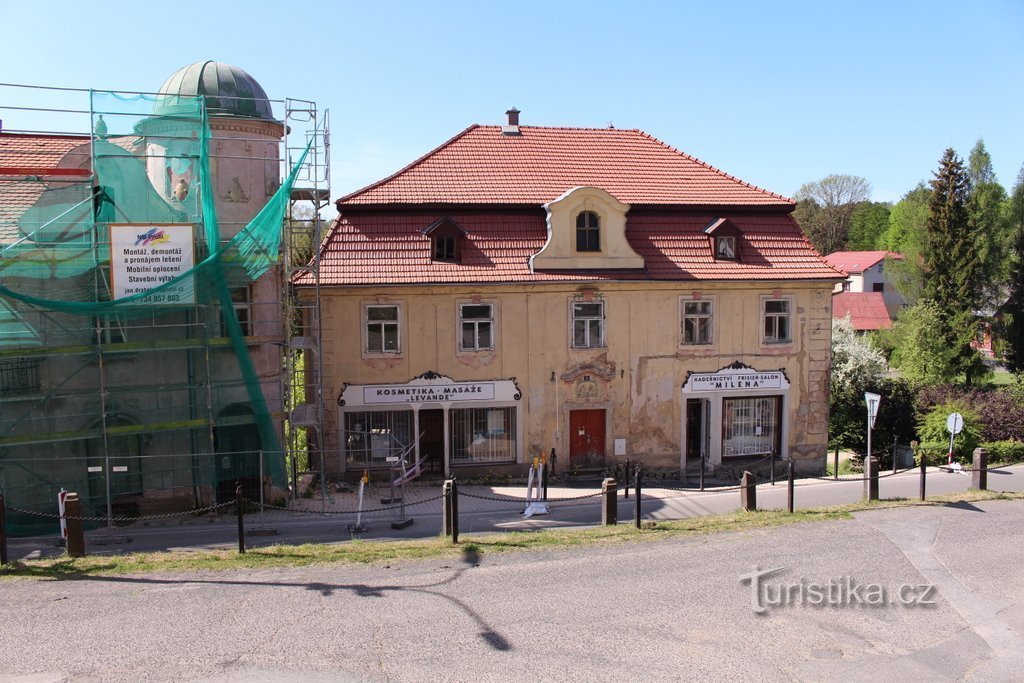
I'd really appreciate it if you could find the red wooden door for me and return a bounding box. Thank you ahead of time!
[569,409,605,469]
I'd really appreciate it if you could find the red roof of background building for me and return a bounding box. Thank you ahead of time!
[832,292,892,330]
[823,250,902,275]
[339,126,795,207]
[308,210,843,286]
[1,133,92,242]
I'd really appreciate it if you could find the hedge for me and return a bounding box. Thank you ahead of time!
[913,440,1024,467]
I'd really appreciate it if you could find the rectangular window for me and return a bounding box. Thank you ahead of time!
[681,299,713,345]
[460,303,493,351]
[433,235,457,261]
[572,301,605,348]
[220,287,252,337]
[872,282,885,293]
[343,410,413,466]
[715,236,736,259]
[366,305,400,353]
[763,298,791,344]
[450,407,516,464]
[0,358,41,394]
[722,396,780,457]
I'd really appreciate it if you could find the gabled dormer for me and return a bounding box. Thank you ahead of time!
[704,217,742,261]
[423,217,466,263]
[531,186,644,271]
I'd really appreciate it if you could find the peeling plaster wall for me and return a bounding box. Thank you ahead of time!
[319,280,834,473]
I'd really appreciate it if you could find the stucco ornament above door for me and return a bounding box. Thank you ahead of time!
[531,186,644,271]
[561,359,617,402]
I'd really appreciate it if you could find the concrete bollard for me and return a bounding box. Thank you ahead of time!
[740,471,756,511]
[972,448,988,491]
[864,456,879,501]
[601,478,617,526]
[64,492,86,558]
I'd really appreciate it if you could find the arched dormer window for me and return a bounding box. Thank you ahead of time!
[576,211,600,252]
[423,217,466,263]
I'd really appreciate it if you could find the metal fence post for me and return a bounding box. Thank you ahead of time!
[451,476,459,544]
[235,482,245,554]
[442,480,453,538]
[834,447,840,480]
[972,448,988,491]
[601,478,617,526]
[741,471,757,511]
[787,461,795,513]
[0,491,8,566]
[893,437,899,475]
[699,456,705,491]
[634,466,642,529]
[770,455,776,486]
[864,456,879,502]
[919,455,927,501]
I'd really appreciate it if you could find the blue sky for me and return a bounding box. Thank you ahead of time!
[2,1,1022,206]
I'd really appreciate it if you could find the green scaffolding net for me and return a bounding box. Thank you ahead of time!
[0,91,312,533]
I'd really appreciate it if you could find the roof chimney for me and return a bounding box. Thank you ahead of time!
[502,107,521,136]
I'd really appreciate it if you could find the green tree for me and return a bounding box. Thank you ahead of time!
[1003,164,1024,371]
[967,140,1012,311]
[878,184,930,302]
[888,300,960,384]
[920,149,987,384]
[793,174,872,255]
[846,201,891,250]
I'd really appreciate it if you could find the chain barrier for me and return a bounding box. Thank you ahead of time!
[938,463,1023,473]
[257,494,445,516]
[9,502,234,523]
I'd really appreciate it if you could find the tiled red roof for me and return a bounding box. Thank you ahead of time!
[832,292,892,330]
[306,211,842,285]
[0,132,91,177]
[1,133,92,242]
[823,250,902,275]
[340,126,794,207]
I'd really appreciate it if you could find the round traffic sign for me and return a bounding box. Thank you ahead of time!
[946,412,964,435]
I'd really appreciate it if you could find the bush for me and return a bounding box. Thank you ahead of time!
[981,440,1024,465]
[912,441,955,466]
[916,402,981,458]
[830,377,916,462]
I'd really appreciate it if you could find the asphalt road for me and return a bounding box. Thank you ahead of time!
[8,464,1023,560]
[2,498,1022,681]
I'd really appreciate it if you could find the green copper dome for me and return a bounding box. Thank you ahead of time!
[157,61,274,120]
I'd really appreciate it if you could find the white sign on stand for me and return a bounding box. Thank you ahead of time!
[864,392,881,429]
[109,223,195,304]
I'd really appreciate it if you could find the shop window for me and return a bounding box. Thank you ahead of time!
[0,358,40,394]
[366,304,400,353]
[450,407,516,464]
[460,303,493,351]
[572,301,605,349]
[762,298,792,344]
[576,211,600,252]
[343,410,413,466]
[722,396,780,457]
[681,299,713,345]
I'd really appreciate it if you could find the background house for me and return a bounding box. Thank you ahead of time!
[824,250,906,319]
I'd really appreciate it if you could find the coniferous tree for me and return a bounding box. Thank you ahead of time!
[923,148,985,384]
[967,140,1011,311]
[1004,164,1024,371]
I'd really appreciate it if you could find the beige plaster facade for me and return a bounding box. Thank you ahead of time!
[320,278,833,476]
